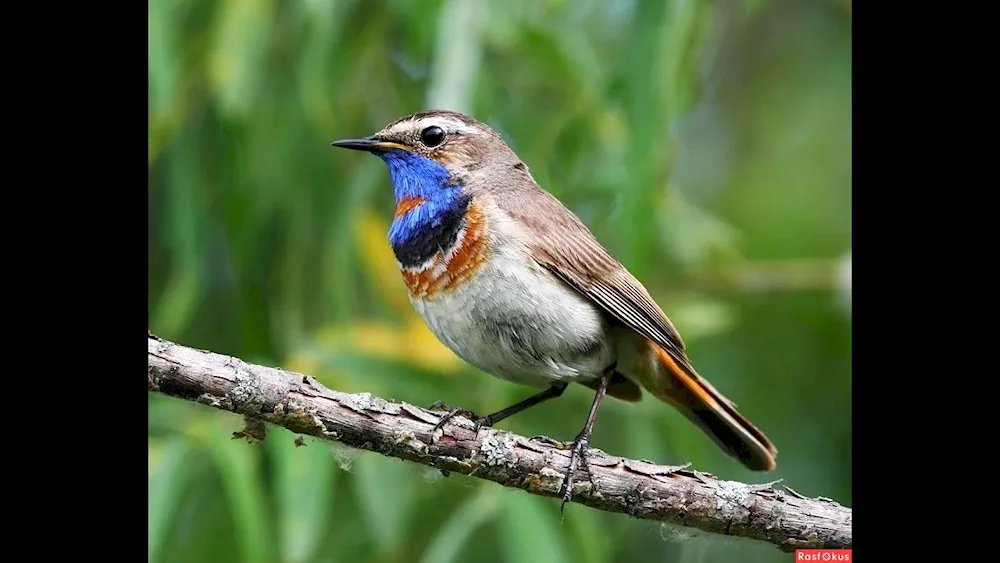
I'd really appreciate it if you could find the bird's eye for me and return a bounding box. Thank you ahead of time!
[420,126,446,147]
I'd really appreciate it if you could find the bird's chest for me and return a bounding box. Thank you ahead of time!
[400,217,614,387]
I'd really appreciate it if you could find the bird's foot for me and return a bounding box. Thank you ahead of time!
[429,401,480,435]
[470,416,495,434]
[527,435,574,450]
[428,400,459,413]
[557,432,592,513]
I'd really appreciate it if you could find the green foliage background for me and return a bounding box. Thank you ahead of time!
[148,0,851,562]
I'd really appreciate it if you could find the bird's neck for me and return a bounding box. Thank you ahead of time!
[381,150,471,269]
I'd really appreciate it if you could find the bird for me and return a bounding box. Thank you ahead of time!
[331,110,777,509]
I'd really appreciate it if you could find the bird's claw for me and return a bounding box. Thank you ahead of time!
[471,417,494,434]
[557,434,592,514]
[528,435,574,450]
[428,400,458,413]
[429,403,481,435]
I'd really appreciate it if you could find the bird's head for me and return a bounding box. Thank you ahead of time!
[331,110,523,201]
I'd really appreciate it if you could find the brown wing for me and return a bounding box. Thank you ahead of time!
[497,187,692,371]
[493,182,776,470]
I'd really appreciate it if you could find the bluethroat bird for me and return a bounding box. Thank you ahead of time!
[332,110,777,508]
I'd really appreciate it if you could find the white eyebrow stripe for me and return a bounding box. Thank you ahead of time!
[410,117,478,135]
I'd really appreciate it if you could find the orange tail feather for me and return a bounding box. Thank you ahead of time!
[635,339,777,472]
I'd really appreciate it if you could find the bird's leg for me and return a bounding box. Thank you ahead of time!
[472,383,568,432]
[430,383,568,436]
[557,369,612,513]
[428,400,480,421]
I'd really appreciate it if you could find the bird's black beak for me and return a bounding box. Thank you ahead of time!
[330,136,410,153]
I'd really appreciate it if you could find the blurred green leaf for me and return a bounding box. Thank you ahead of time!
[295,0,357,131]
[419,488,503,563]
[661,0,711,118]
[148,438,192,563]
[269,430,337,563]
[678,539,712,563]
[499,495,569,563]
[664,298,738,343]
[426,0,486,112]
[208,420,275,563]
[209,0,276,119]
[563,500,612,563]
[151,127,205,338]
[658,180,744,271]
[617,0,673,277]
[147,0,179,119]
[353,454,415,556]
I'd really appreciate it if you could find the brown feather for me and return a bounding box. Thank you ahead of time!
[497,186,690,370]
[492,183,777,470]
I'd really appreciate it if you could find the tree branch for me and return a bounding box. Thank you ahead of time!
[147,332,851,552]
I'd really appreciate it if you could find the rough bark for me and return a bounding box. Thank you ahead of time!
[147,332,851,552]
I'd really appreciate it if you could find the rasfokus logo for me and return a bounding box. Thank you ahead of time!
[795,550,851,561]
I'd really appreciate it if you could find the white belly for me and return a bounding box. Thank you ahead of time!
[409,244,616,388]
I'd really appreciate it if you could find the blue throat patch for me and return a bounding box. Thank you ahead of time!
[378,150,471,268]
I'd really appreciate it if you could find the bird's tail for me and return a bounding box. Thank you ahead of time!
[632,338,777,472]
